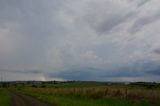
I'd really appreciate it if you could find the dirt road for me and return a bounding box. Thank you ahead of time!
[11,92,54,106]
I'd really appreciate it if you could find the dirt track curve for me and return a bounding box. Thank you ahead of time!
[11,92,54,106]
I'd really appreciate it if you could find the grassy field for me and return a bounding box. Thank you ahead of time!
[25,94,150,106]
[16,82,160,106]
[0,88,11,106]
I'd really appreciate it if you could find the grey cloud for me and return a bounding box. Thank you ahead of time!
[100,69,143,78]
[0,0,160,81]
[92,12,135,34]
[0,0,66,70]
[154,49,160,54]
[84,1,137,35]
[0,69,41,74]
[137,0,150,7]
[129,12,160,34]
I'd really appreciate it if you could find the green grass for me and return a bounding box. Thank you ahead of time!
[0,89,11,106]
[19,87,153,106]
[15,82,160,106]
[25,93,151,106]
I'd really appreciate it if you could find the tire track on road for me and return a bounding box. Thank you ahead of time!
[11,91,54,106]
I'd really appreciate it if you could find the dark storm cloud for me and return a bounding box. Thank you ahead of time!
[134,60,160,76]
[147,69,160,75]
[52,71,92,81]
[47,66,143,81]
[47,57,160,81]
[47,67,96,81]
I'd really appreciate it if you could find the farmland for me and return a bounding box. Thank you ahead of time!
[0,81,160,106]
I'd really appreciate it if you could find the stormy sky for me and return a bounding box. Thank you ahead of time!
[0,0,160,82]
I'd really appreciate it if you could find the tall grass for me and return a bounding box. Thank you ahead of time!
[21,86,160,100]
